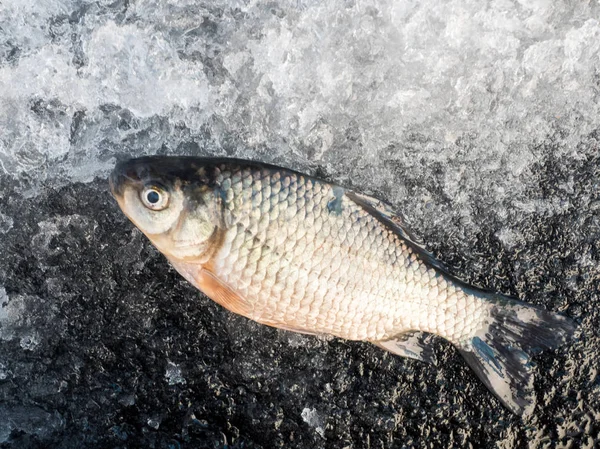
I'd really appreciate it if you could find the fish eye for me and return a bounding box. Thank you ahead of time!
[140,185,169,211]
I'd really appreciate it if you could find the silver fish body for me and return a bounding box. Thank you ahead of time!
[110,156,576,415]
[198,166,485,343]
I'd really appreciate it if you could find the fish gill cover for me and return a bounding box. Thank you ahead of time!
[0,0,598,448]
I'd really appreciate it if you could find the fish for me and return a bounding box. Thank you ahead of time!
[109,155,577,415]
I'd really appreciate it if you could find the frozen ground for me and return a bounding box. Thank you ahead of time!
[0,0,599,447]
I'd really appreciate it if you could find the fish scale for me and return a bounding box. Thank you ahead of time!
[210,165,489,343]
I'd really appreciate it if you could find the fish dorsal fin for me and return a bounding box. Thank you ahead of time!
[345,191,457,280]
[372,331,437,365]
[167,257,253,317]
[346,191,424,245]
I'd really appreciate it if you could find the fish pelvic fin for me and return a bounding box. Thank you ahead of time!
[372,331,437,365]
[458,297,577,415]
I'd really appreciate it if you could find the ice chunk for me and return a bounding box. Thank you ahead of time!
[165,361,186,386]
[0,290,45,351]
[0,361,9,380]
[0,213,13,234]
[83,22,210,117]
[0,288,25,342]
[19,332,40,351]
[32,215,94,259]
[301,407,326,438]
[147,417,161,430]
[496,228,524,250]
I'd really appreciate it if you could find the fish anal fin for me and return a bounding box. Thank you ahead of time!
[373,332,437,365]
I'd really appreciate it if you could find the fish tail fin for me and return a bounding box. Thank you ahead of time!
[457,295,577,415]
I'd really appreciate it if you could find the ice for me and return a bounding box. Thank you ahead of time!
[0,290,44,353]
[83,22,210,116]
[165,361,186,385]
[496,228,524,250]
[147,417,161,430]
[0,289,25,342]
[0,361,8,380]
[19,332,41,351]
[0,0,597,208]
[0,212,13,234]
[0,406,63,443]
[32,215,95,258]
[301,407,325,439]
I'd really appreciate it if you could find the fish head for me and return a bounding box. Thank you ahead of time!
[109,156,222,262]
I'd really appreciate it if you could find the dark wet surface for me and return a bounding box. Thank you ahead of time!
[0,145,597,448]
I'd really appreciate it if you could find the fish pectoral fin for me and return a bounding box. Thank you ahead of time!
[372,332,437,365]
[196,268,254,317]
[168,257,318,334]
[167,256,253,317]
